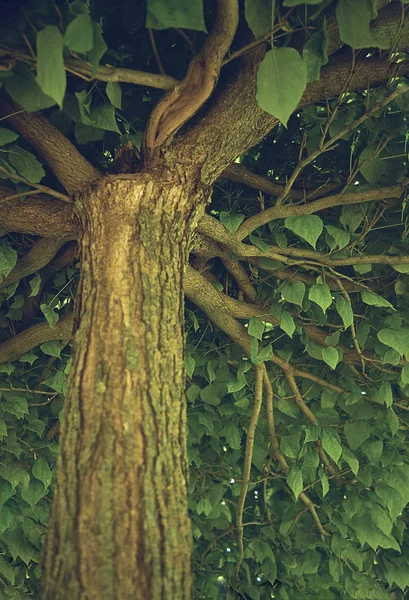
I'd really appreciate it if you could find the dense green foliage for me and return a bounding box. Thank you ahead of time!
[1,0,409,598]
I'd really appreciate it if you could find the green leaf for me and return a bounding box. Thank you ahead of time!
[36,25,66,108]
[325,225,350,251]
[377,328,409,357]
[222,422,242,450]
[42,371,67,395]
[220,212,245,233]
[0,245,17,280]
[8,146,45,183]
[385,408,399,436]
[287,465,303,500]
[248,316,265,340]
[5,64,55,112]
[0,479,14,510]
[322,346,340,370]
[200,384,221,406]
[0,464,29,491]
[281,281,305,307]
[64,13,94,52]
[0,556,15,585]
[32,456,53,489]
[90,102,120,133]
[186,353,195,378]
[29,272,41,297]
[40,304,59,328]
[280,310,295,338]
[256,48,307,127]
[284,215,323,249]
[20,478,45,508]
[362,439,383,466]
[361,290,394,310]
[319,467,329,497]
[336,0,386,49]
[0,420,7,441]
[373,380,393,408]
[393,264,409,274]
[245,0,272,38]
[321,428,342,463]
[19,352,38,366]
[40,341,61,358]
[342,447,359,475]
[308,283,332,312]
[340,204,364,233]
[2,397,29,420]
[106,81,122,109]
[88,22,108,74]
[146,0,206,31]
[2,527,34,565]
[303,22,329,82]
[0,128,19,146]
[344,421,371,451]
[401,364,409,385]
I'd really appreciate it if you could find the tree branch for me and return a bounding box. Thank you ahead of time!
[0,186,76,238]
[144,0,239,151]
[0,237,64,291]
[0,98,101,194]
[173,2,409,184]
[0,313,74,365]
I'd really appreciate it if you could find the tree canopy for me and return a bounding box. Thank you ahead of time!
[1,0,409,599]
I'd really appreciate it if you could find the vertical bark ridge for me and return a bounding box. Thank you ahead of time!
[41,174,200,600]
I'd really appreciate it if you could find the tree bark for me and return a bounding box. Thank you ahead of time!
[41,173,202,600]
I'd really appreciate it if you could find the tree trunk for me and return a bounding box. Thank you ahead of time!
[41,173,200,600]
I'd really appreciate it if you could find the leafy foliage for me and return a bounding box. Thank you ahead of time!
[0,0,409,599]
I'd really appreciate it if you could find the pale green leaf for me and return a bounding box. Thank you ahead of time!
[281,281,305,307]
[64,13,94,52]
[40,304,59,329]
[220,212,245,233]
[342,447,359,475]
[325,225,350,251]
[280,310,296,338]
[287,465,303,500]
[106,81,122,109]
[344,421,371,451]
[321,428,342,463]
[319,467,329,498]
[303,22,329,82]
[90,102,120,133]
[336,0,386,49]
[245,0,272,38]
[8,146,45,183]
[374,380,393,408]
[32,456,52,489]
[335,296,353,329]
[248,316,265,340]
[0,128,19,146]
[308,283,332,312]
[361,290,394,310]
[147,0,206,30]
[1,397,29,420]
[256,48,307,127]
[377,328,409,357]
[36,25,66,108]
[29,273,41,297]
[0,245,17,280]
[40,341,61,358]
[88,22,108,74]
[322,346,340,370]
[284,215,323,249]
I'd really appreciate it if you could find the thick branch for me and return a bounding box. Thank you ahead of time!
[0,99,100,194]
[173,2,409,184]
[144,0,239,151]
[0,238,64,291]
[236,182,407,240]
[0,186,76,238]
[0,313,74,365]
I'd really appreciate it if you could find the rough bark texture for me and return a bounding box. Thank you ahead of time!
[41,174,204,600]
